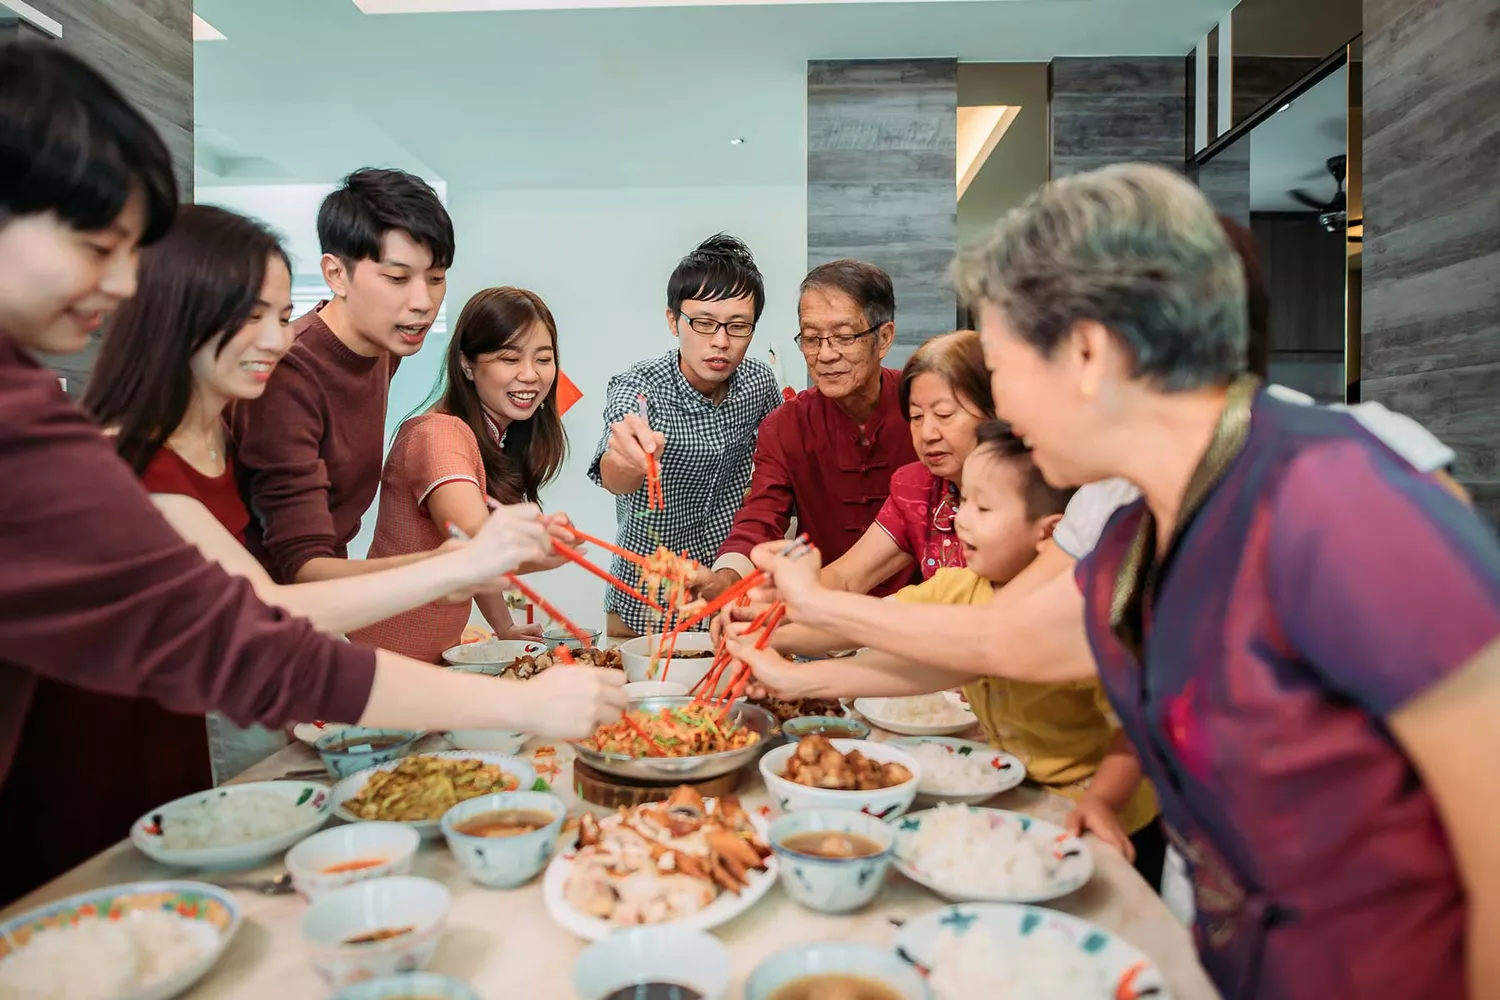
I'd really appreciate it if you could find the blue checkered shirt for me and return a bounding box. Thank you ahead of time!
[587,350,782,634]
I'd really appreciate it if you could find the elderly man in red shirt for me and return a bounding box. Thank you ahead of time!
[701,260,919,599]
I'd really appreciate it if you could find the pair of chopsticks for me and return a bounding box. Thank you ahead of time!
[688,598,787,716]
[445,521,595,650]
[667,533,810,634]
[637,395,664,511]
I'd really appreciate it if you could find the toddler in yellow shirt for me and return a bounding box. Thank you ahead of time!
[736,422,1164,887]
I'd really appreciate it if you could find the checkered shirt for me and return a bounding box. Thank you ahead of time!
[587,350,782,634]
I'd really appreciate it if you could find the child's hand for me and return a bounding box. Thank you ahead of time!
[1065,793,1135,862]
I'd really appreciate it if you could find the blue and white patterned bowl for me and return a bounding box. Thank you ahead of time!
[440,790,566,889]
[769,808,895,913]
[573,926,731,1000]
[315,727,420,780]
[746,941,929,1000]
[892,903,1171,999]
[301,876,449,987]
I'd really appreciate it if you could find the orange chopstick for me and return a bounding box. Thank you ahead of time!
[552,540,665,612]
[505,574,594,649]
[566,526,648,567]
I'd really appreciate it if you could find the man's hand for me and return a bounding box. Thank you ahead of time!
[605,413,665,479]
[689,566,741,602]
[723,622,813,700]
[746,539,824,618]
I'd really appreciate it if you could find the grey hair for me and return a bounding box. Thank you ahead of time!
[954,163,1246,391]
[800,259,896,330]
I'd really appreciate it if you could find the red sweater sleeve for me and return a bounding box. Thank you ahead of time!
[716,407,795,561]
[232,354,338,582]
[0,346,375,731]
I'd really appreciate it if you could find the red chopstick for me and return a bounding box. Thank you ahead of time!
[505,574,594,649]
[565,527,648,567]
[552,540,665,612]
[670,535,809,633]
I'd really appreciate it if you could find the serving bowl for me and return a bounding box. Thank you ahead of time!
[331,751,538,840]
[0,881,240,1000]
[570,696,778,781]
[572,926,731,1000]
[130,780,330,870]
[315,727,420,780]
[759,738,921,822]
[745,942,928,1000]
[329,972,481,1000]
[285,822,420,900]
[440,790,566,888]
[441,638,547,675]
[618,632,727,694]
[441,729,529,754]
[542,627,603,654]
[623,680,689,700]
[782,715,871,741]
[769,808,896,913]
[301,876,449,987]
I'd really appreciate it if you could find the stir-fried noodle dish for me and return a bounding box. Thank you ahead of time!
[582,703,760,759]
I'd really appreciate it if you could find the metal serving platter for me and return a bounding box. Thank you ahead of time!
[570,696,779,781]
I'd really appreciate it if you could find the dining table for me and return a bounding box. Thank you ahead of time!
[1,718,1221,999]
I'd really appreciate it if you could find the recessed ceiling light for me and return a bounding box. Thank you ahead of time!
[729,137,746,146]
[1277,102,1292,113]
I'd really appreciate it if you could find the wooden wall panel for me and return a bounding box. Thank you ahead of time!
[1362,0,1500,519]
[18,0,193,399]
[808,59,958,364]
[1050,58,1187,179]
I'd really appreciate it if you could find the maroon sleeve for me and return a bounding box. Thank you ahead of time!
[0,347,375,727]
[716,408,796,561]
[232,355,339,582]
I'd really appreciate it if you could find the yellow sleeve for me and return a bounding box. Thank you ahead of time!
[892,567,994,606]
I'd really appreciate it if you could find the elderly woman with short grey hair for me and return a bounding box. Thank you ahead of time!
[954,163,1498,1000]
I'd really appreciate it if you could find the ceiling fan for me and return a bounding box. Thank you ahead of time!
[1289,155,1352,234]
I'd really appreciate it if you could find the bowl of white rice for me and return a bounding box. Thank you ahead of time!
[889,737,1026,805]
[0,880,240,1000]
[893,902,1171,1000]
[853,693,977,736]
[894,804,1092,903]
[131,780,332,870]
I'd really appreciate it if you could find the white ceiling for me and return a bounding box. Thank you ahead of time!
[193,0,1231,191]
[1248,65,1346,212]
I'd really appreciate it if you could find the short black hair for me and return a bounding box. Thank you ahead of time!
[801,259,896,329]
[667,233,765,321]
[0,40,177,243]
[317,168,455,269]
[973,420,1076,520]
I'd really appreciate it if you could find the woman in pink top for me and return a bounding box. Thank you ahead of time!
[820,330,996,592]
[352,288,569,662]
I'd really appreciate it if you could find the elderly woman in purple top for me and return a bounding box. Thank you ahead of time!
[730,164,1498,999]
[941,164,1498,1000]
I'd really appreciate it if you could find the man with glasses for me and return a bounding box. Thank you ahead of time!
[590,234,782,639]
[703,260,919,599]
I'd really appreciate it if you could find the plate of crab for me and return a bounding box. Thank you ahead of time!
[543,785,778,940]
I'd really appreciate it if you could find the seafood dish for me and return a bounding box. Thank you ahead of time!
[562,787,772,926]
[505,646,623,679]
[780,735,913,791]
[341,756,521,823]
[581,702,761,759]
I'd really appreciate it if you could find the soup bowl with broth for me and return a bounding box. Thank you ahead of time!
[440,790,566,889]
[769,809,895,913]
[746,942,927,1000]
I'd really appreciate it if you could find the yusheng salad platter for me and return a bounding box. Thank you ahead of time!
[544,785,777,939]
[571,696,778,781]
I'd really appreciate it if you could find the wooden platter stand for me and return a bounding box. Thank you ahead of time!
[572,759,751,810]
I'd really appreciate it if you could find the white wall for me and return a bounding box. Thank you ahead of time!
[202,181,807,631]
[423,183,809,630]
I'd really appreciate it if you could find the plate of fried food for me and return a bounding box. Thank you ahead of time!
[544,786,777,940]
[331,752,538,840]
[571,696,778,782]
[759,735,922,822]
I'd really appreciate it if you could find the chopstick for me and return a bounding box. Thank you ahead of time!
[447,522,595,649]
[668,535,809,634]
[551,539,665,613]
[637,394,664,512]
[563,526,649,567]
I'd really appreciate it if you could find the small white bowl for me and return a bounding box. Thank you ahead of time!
[286,822,420,900]
[573,926,731,1000]
[623,680,689,700]
[769,809,896,913]
[746,941,927,1000]
[759,739,921,823]
[440,791,566,889]
[441,638,547,674]
[442,729,529,754]
[618,632,724,693]
[330,972,481,1000]
[301,876,449,987]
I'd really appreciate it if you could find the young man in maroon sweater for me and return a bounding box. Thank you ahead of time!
[233,169,456,584]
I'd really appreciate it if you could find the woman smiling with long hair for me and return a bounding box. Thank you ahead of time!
[350,287,569,662]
